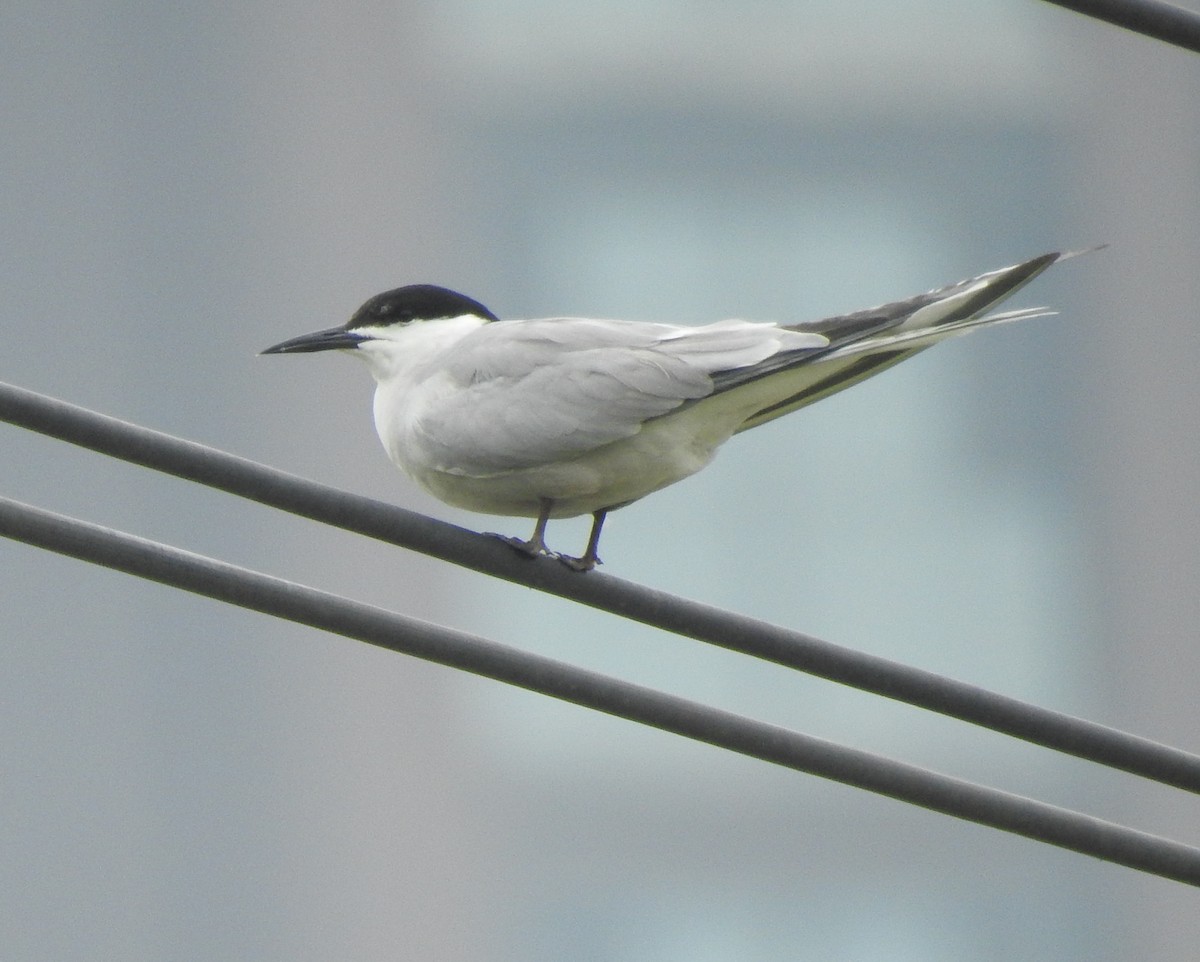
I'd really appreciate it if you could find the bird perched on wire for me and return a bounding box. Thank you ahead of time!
[262,250,1086,571]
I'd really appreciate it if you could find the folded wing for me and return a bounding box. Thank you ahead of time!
[411,250,1076,475]
[412,318,827,476]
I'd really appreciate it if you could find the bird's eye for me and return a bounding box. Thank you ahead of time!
[375,303,413,322]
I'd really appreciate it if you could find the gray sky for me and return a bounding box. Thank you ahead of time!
[3,2,1200,959]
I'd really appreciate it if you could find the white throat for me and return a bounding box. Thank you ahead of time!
[351,313,489,385]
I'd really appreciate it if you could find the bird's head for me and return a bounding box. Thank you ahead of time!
[260,284,499,357]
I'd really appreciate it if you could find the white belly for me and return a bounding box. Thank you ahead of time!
[403,411,726,518]
[376,387,754,519]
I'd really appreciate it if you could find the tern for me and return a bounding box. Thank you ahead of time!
[262,250,1083,571]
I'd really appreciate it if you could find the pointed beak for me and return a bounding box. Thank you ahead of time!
[260,327,366,355]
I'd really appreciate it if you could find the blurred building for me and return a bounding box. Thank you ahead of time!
[2,2,1198,960]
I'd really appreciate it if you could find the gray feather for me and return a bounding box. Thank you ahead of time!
[415,318,823,475]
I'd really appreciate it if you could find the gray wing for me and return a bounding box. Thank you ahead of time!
[412,317,827,476]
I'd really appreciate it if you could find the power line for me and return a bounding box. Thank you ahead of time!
[2,378,1199,793]
[2,493,1198,886]
[1043,0,1200,54]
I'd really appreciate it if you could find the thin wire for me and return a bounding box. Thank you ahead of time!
[2,378,1199,792]
[2,494,1198,886]
[1041,0,1200,54]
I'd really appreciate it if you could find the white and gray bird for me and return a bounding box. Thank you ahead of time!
[262,251,1083,571]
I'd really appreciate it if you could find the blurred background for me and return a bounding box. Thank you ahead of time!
[3,1,1199,959]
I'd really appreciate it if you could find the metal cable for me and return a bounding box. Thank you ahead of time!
[2,494,1198,886]
[1042,0,1200,54]
[2,378,1199,792]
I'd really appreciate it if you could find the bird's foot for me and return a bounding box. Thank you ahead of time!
[486,502,603,572]
[486,531,547,560]
[552,550,602,573]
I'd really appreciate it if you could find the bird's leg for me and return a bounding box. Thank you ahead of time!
[555,510,606,572]
[489,498,554,559]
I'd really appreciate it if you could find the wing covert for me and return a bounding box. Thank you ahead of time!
[411,317,824,476]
